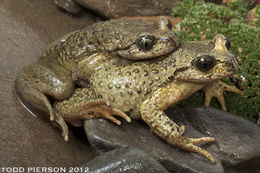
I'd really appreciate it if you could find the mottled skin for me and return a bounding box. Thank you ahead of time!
[54,34,243,163]
[15,17,180,138]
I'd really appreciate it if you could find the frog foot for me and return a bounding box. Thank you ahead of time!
[203,80,243,111]
[176,136,216,163]
[177,125,216,162]
[95,104,132,125]
[55,99,131,128]
[52,110,69,141]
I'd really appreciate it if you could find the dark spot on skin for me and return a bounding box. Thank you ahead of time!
[115,84,121,88]
[78,43,84,47]
[168,76,174,81]
[137,88,142,93]
[88,111,94,115]
[149,80,154,85]
[143,70,148,76]
[128,90,133,95]
[108,83,113,89]
[80,37,84,41]
[125,108,133,116]
[105,67,111,71]
[98,94,103,99]
[133,69,139,73]
[173,67,189,75]
[152,69,159,74]
[109,96,114,102]
[126,72,131,76]
[98,81,104,87]
[125,83,131,88]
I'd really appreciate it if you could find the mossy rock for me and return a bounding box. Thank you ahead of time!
[172,0,259,125]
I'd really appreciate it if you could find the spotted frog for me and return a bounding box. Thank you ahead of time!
[54,34,243,163]
[15,17,180,135]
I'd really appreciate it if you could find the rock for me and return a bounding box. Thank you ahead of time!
[53,0,82,14]
[80,147,169,173]
[53,0,177,18]
[84,106,260,173]
[183,106,260,173]
[0,0,98,167]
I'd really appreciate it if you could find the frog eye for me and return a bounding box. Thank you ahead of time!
[195,55,216,72]
[136,36,156,51]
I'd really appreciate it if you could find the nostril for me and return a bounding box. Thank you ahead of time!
[160,37,170,42]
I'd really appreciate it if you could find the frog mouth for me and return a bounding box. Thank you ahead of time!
[178,67,236,83]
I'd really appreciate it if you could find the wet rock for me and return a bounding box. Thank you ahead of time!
[0,0,97,167]
[79,147,169,173]
[183,106,260,173]
[84,106,260,173]
[53,0,177,18]
[53,0,82,14]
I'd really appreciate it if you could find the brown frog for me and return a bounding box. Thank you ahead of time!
[54,34,243,163]
[15,17,180,138]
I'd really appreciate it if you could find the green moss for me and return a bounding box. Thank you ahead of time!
[252,5,260,26]
[172,0,260,125]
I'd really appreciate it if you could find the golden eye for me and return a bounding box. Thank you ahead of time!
[137,36,156,50]
[195,55,216,72]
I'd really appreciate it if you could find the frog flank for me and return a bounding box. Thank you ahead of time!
[15,17,180,141]
[54,34,243,163]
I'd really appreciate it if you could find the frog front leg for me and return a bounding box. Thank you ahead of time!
[54,88,131,128]
[203,80,244,111]
[140,82,216,163]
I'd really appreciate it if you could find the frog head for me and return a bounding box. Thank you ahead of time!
[172,34,238,82]
[98,16,180,60]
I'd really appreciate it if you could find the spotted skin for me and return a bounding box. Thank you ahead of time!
[15,17,180,140]
[55,34,243,163]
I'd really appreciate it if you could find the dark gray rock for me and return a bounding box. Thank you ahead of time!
[78,147,169,173]
[182,106,260,173]
[52,0,177,18]
[53,0,82,14]
[84,106,260,173]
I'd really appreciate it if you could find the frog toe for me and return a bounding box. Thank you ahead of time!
[53,110,69,141]
[98,105,131,125]
[203,80,243,111]
[184,143,216,164]
[189,137,215,145]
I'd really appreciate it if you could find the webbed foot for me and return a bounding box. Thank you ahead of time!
[203,80,243,111]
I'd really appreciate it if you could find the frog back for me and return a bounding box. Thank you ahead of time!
[90,63,170,119]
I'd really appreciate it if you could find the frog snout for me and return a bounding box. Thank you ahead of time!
[159,32,181,48]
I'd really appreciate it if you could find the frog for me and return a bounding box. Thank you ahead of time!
[15,16,180,139]
[54,34,243,163]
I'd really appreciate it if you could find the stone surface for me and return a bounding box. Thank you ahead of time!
[0,0,99,167]
[53,0,82,14]
[84,106,260,173]
[80,147,169,173]
[52,0,177,18]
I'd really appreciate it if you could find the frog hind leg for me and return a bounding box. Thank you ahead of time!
[140,83,216,163]
[203,80,244,111]
[54,88,131,127]
[15,64,74,141]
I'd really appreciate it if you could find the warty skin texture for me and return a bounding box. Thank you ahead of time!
[15,17,180,140]
[54,34,243,163]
